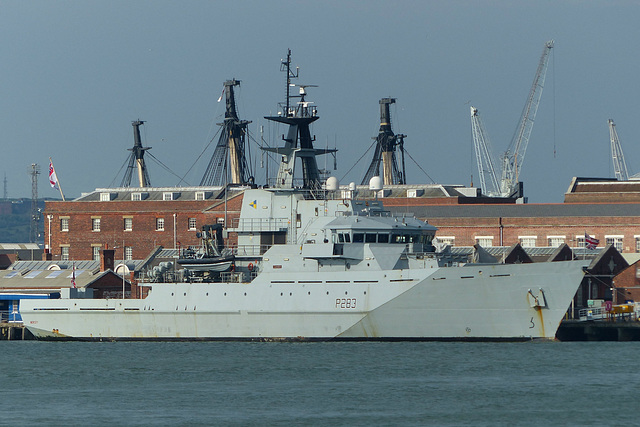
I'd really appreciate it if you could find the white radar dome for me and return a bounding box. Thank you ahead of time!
[326,176,339,190]
[369,176,383,191]
[348,182,356,191]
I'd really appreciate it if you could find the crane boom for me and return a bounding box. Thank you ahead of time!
[609,119,629,181]
[470,106,500,196]
[500,40,554,197]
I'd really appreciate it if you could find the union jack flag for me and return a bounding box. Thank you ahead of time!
[585,233,599,250]
[71,262,76,288]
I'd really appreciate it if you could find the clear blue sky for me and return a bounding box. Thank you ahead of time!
[1,0,638,203]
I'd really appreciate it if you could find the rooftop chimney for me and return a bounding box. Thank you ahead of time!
[101,249,115,272]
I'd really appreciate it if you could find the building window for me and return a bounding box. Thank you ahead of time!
[436,236,455,247]
[156,218,165,231]
[124,217,133,231]
[635,237,640,253]
[217,217,225,225]
[475,236,494,247]
[131,193,142,201]
[547,236,565,247]
[61,247,69,261]
[92,246,100,261]
[188,218,197,230]
[60,218,69,232]
[163,192,173,201]
[100,193,112,201]
[195,192,205,201]
[92,218,101,232]
[605,236,623,252]
[576,236,585,248]
[519,236,537,248]
[125,246,133,260]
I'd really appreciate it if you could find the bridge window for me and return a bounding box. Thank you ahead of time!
[353,233,364,243]
[378,233,389,243]
[365,234,377,243]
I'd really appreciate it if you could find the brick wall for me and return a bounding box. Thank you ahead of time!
[428,215,640,251]
[45,193,244,261]
[613,261,640,302]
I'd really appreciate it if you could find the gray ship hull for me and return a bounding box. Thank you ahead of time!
[21,260,587,341]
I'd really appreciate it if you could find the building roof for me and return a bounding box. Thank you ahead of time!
[0,268,122,292]
[74,186,226,202]
[9,259,144,274]
[0,243,40,250]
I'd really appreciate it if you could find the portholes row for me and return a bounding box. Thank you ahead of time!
[169,290,368,297]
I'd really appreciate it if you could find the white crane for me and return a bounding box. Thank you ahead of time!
[609,119,629,181]
[471,40,554,198]
[470,107,501,196]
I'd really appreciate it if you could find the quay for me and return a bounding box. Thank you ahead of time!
[557,320,640,341]
[0,323,33,340]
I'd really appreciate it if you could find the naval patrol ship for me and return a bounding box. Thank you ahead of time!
[20,51,588,341]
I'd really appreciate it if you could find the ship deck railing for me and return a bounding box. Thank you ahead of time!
[227,217,290,233]
[228,244,272,257]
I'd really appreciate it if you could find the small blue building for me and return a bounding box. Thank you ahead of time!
[0,294,52,323]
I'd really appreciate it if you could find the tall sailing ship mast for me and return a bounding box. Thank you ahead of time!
[201,79,253,186]
[362,98,407,186]
[121,120,152,188]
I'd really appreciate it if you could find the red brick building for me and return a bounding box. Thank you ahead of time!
[612,259,640,303]
[44,177,640,261]
[44,187,245,262]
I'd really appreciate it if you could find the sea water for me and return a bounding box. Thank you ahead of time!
[2,341,639,426]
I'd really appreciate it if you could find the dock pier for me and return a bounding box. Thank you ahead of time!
[0,324,33,340]
[557,320,640,341]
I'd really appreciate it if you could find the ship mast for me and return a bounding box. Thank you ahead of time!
[121,120,151,188]
[361,98,406,186]
[200,79,253,186]
[262,49,336,192]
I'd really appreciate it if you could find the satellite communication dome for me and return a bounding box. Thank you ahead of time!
[369,176,383,191]
[326,176,339,190]
[348,182,356,191]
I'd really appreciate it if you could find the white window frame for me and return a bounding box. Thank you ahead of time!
[605,235,624,252]
[124,217,133,231]
[547,235,565,247]
[131,193,142,201]
[635,235,640,253]
[575,235,586,248]
[92,245,101,261]
[519,236,537,248]
[475,236,494,247]
[195,192,205,201]
[125,246,133,261]
[60,217,69,232]
[100,193,111,201]
[156,218,165,231]
[436,236,455,247]
[60,246,70,261]
[92,218,101,232]
[188,218,197,231]
[163,192,173,201]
